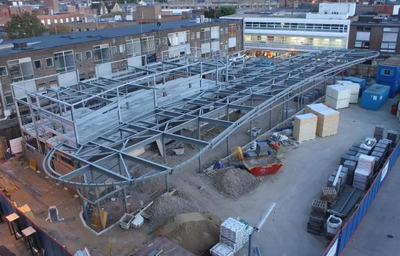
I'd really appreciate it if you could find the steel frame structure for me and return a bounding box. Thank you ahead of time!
[12,49,378,229]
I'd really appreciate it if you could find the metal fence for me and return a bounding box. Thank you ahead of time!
[0,193,72,256]
[322,142,400,256]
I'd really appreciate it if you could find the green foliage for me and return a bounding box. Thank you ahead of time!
[49,24,71,35]
[5,12,48,39]
[205,6,236,19]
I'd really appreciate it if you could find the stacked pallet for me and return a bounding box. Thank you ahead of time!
[353,154,375,191]
[305,104,340,137]
[218,218,252,253]
[374,124,384,140]
[325,85,351,110]
[293,113,318,142]
[337,80,360,104]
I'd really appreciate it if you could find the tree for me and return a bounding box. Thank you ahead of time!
[220,6,236,16]
[205,6,236,19]
[49,24,71,35]
[5,12,48,39]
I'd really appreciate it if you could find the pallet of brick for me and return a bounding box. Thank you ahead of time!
[387,130,398,147]
[353,167,372,191]
[316,109,340,137]
[374,124,384,140]
[325,85,351,110]
[337,80,360,104]
[293,113,318,142]
[210,243,234,256]
[220,218,246,244]
[353,154,375,191]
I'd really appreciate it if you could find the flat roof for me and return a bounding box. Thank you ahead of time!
[0,19,235,56]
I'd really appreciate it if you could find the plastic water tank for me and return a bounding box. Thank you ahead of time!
[326,215,342,235]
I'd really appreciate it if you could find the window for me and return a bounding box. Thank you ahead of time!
[200,28,211,44]
[33,60,41,69]
[228,24,237,37]
[85,50,92,60]
[126,39,141,57]
[46,57,54,67]
[211,26,219,41]
[7,58,34,82]
[111,46,117,55]
[0,66,7,76]
[382,69,392,76]
[93,44,111,64]
[119,44,125,53]
[53,50,75,73]
[381,42,396,53]
[140,36,155,55]
[354,41,370,49]
[75,52,82,61]
[167,31,189,46]
[383,27,399,32]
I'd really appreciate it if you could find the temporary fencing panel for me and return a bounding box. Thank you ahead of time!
[323,143,400,256]
[0,193,72,256]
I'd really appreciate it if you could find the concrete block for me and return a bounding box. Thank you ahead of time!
[346,150,356,156]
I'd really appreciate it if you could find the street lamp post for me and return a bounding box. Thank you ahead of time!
[248,202,276,256]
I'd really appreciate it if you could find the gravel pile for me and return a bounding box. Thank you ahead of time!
[149,191,201,226]
[212,168,261,198]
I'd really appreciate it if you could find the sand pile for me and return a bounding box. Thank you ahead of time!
[212,168,260,198]
[152,212,221,255]
[149,192,201,226]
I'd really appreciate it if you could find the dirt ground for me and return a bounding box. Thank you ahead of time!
[0,82,334,255]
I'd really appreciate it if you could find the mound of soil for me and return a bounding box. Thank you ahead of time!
[149,191,201,226]
[212,168,261,198]
[152,212,221,255]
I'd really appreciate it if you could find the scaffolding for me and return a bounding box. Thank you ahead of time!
[11,49,379,230]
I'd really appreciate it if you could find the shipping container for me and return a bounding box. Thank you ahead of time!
[376,57,400,98]
[342,77,366,96]
[361,84,390,110]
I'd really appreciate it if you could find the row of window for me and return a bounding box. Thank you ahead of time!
[40,16,81,25]
[244,34,346,48]
[245,22,348,33]
[354,40,397,53]
[357,27,400,33]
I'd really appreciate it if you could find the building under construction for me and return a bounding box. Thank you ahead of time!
[11,49,379,230]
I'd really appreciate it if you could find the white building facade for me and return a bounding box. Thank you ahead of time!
[223,3,356,57]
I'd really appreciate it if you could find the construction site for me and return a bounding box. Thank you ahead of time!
[1,48,400,256]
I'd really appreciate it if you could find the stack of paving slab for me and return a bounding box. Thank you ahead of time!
[325,85,351,110]
[218,217,253,253]
[353,154,375,191]
[293,113,318,142]
[305,104,340,137]
[337,80,360,104]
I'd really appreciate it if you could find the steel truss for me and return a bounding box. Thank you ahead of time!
[13,50,379,203]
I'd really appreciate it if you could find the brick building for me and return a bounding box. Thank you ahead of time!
[348,16,400,56]
[0,19,243,130]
